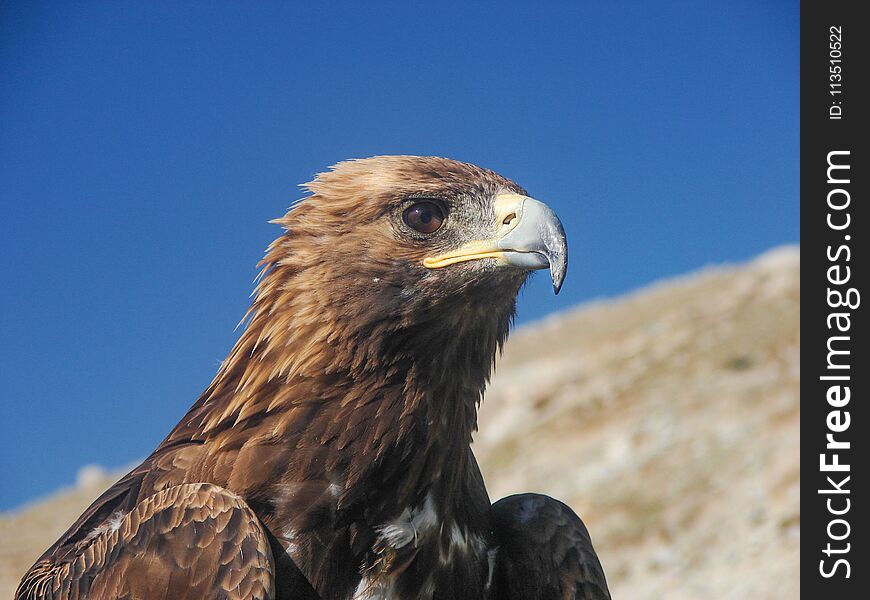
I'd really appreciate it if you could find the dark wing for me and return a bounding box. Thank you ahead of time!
[16,483,274,600]
[491,493,611,600]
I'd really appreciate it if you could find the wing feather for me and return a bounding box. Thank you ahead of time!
[491,493,611,600]
[16,483,275,600]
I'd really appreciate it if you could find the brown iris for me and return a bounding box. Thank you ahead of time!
[403,201,445,234]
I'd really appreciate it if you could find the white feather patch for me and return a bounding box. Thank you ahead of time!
[84,510,127,542]
[352,576,391,600]
[440,522,487,565]
[377,494,439,549]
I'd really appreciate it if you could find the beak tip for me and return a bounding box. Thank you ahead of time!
[547,242,567,297]
[550,267,566,295]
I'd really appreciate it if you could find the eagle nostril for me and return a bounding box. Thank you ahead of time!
[503,212,517,227]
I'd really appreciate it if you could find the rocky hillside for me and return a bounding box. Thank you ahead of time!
[0,246,800,599]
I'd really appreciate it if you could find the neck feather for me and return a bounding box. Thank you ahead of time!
[169,249,517,489]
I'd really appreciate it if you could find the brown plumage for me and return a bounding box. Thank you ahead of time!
[16,156,608,600]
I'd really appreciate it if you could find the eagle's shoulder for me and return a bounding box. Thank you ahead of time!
[491,493,611,600]
[16,482,274,600]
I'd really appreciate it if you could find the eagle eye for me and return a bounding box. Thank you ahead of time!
[403,201,445,234]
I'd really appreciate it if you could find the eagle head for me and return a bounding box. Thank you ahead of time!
[271,156,566,315]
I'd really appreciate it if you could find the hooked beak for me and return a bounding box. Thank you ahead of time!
[422,193,568,294]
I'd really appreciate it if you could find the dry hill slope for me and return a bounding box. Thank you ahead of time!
[0,246,800,599]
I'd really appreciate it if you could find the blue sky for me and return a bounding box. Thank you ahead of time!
[0,1,798,509]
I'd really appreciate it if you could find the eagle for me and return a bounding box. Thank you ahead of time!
[16,156,610,600]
